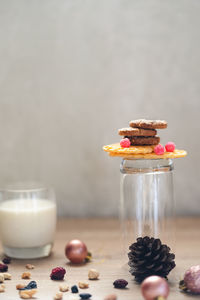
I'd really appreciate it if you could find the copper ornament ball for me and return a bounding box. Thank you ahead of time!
[141,276,169,300]
[65,239,88,264]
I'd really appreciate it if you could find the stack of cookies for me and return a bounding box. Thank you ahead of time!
[118,119,167,146]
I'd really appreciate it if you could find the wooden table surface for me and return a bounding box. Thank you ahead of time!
[0,218,200,300]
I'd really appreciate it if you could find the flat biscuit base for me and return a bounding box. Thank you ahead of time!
[108,149,187,159]
[103,143,155,154]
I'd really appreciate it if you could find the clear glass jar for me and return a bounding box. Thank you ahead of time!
[120,159,175,257]
[0,182,57,259]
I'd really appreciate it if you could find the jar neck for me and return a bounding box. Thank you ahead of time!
[120,159,174,174]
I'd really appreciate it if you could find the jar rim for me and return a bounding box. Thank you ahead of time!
[120,158,174,174]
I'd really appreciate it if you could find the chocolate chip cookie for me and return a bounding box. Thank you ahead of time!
[129,119,167,129]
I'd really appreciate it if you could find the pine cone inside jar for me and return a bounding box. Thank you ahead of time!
[128,236,176,282]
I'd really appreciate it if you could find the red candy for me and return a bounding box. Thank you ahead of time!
[154,144,165,155]
[165,142,175,152]
[120,138,131,148]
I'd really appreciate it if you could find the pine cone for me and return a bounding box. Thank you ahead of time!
[128,236,176,282]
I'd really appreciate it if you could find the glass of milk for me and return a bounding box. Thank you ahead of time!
[0,183,57,259]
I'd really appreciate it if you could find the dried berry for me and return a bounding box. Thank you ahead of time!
[2,256,11,264]
[0,264,8,273]
[71,285,79,293]
[50,267,66,280]
[20,281,37,290]
[80,293,92,299]
[113,279,128,289]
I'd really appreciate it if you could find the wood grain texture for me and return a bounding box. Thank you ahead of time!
[0,218,200,299]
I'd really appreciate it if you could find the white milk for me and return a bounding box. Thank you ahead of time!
[0,199,56,248]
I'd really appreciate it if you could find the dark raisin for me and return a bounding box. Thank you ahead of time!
[2,257,11,264]
[25,281,37,290]
[113,279,128,289]
[71,285,79,293]
[20,281,37,290]
[80,293,92,299]
[0,264,8,272]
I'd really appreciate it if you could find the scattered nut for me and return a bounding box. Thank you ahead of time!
[21,272,31,279]
[26,264,35,270]
[54,292,63,300]
[0,274,4,283]
[0,284,5,292]
[78,281,89,289]
[59,284,69,292]
[3,272,11,280]
[104,294,117,300]
[88,268,99,280]
[16,283,26,290]
[19,289,37,299]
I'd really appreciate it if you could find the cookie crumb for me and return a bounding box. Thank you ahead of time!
[104,294,117,300]
[79,281,89,289]
[54,292,63,300]
[3,272,11,280]
[16,283,26,290]
[0,284,5,292]
[26,264,35,270]
[88,269,99,280]
[19,289,37,299]
[21,272,31,279]
[59,284,69,292]
[0,274,4,283]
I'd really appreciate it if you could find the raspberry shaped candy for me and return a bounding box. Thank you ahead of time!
[154,144,165,155]
[165,142,175,152]
[50,267,66,280]
[120,138,131,148]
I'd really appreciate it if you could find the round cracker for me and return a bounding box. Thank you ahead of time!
[103,143,154,154]
[108,149,187,159]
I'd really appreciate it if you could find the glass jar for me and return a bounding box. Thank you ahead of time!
[0,183,57,259]
[120,159,175,257]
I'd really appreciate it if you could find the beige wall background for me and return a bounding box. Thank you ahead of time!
[0,0,199,216]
